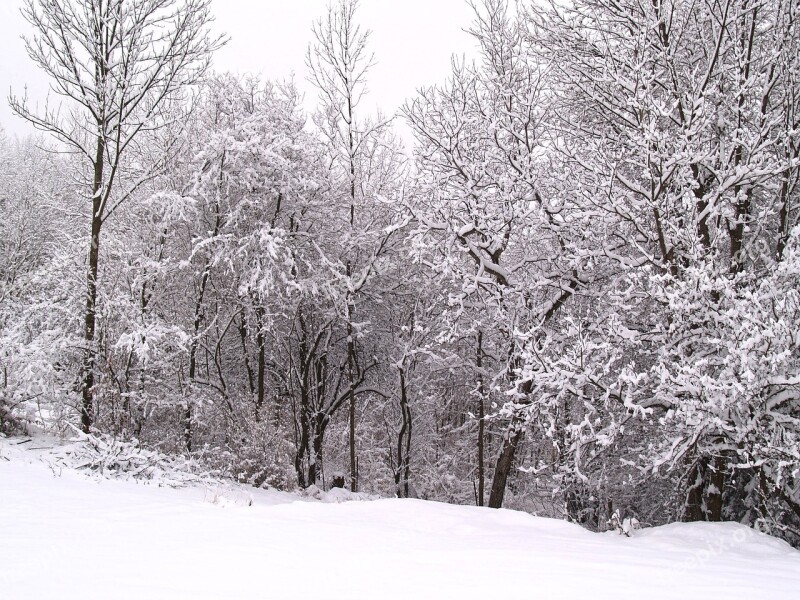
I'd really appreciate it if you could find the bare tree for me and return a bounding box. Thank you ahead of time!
[403,0,579,508]
[306,0,401,491]
[9,0,224,432]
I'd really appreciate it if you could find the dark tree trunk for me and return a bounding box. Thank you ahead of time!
[187,256,213,452]
[295,383,311,489]
[255,305,266,421]
[706,455,726,522]
[684,459,705,522]
[487,373,532,509]
[184,152,225,451]
[690,165,713,253]
[729,12,757,276]
[80,135,106,433]
[237,313,255,396]
[294,307,319,488]
[308,413,329,487]
[488,423,524,508]
[729,186,752,275]
[476,331,485,506]
[346,93,359,492]
[776,170,793,262]
[346,294,358,492]
[395,367,412,497]
[684,454,726,522]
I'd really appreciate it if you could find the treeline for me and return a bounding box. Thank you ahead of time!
[1,0,798,545]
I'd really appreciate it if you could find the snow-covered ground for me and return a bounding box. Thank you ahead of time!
[1,437,799,600]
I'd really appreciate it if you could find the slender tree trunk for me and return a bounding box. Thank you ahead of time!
[184,153,225,450]
[706,455,726,522]
[395,366,412,497]
[347,308,357,492]
[346,228,358,492]
[776,168,793,262]
[729,4,757,275]
[186,261,214,452]
[295,385,311,488]
[476,331,485,507]
[237,313,256,396]
[403,401,412,497]
[346,87,359,493]
[309,413,329,487]
[80,136,105,433]
[186,341,199,452]
[294,308,312,488]
[690,165,713,253]
[255,305,266,421]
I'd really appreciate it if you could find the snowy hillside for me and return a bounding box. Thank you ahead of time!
[1,437,798,600]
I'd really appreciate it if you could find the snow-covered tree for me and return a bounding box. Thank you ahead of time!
[0,135,82,432]
[524,0,800,538]
[306,0,408,490]
[9,0,224,433]
[404,0,589,508]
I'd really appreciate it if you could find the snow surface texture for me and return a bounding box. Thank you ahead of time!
[1,438,799,600]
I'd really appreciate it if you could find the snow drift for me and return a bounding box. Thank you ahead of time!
[1,437,798,600]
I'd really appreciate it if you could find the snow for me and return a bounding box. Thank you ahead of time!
[1,438,799,599]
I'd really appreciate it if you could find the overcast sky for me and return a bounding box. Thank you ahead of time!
[0,0,477,142]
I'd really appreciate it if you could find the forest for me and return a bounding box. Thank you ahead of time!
[0,0,798,547]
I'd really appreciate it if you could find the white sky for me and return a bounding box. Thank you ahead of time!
[0,0,478,142]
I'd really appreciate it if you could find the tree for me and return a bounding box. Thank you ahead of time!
[9,0,224,433]
[0,133,81,433]
[404,0,583,508]
[182,73,323,468]
[528,0,800,537]
[306,0,405,491]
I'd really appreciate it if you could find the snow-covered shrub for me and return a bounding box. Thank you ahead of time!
[201,420,297,491]
[0,249,84,435]
[301,483,378,503]
[50,429,213,486]
[609,510,641,537]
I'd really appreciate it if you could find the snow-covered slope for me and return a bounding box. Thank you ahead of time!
[1,438,798,600]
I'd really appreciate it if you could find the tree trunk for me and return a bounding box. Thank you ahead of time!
[395,367,412,497]
[309,413,329,487]
[476,331,485,506]
[706,455,726,522]
[775,170,792,262]
[237,313,256,396]
[255,305,266,421]
[79,135,105,433]
[295,383,311,489]
[184,152,224,451]
[347,294,358,493]
[684,458,706,522]
[187,265,212,452]
[487,372,532,509]
[684,453,727,522]
[488,423,524,508]
[346,82,359,493]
